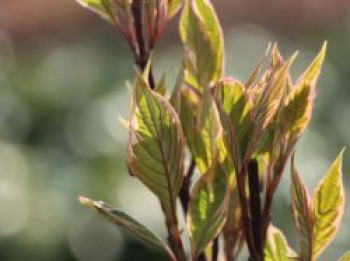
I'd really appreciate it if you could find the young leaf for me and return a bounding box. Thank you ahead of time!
[188,161,228,257]
[79,196,175,260]
[179,0,224,88]
[193,89,223,173]
[282,43,327,139]
[339,252,350,261]
[252,53,296,135]
[312,149,345,259]
[291,155,313,260]
[75,0,115,23]
[127,71,185,223]
[265,225,297,261]
[215,78,254,170]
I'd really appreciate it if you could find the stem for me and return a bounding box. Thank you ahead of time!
[248,159,263,260]
[131,0,155,89]
[212,237,219,261]
[179,158,196,216]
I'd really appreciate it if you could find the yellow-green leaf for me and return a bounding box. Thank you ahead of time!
[339,251,350,261]
[179,0,224,88]
[75,0,115,23]
[312,149,345,259]
[282,43,327,139]
[79,196,175,260]
[265,225,297,261]
[215,78,254,170]
[291,155,313,261]
[127,71,185,222]
[188,162,228,257]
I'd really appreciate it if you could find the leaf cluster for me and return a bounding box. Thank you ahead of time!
[75,0,348,260]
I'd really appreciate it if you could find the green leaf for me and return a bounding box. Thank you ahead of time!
[291,155,313,260]
[215,78,254,170]
[265,225,297,261]
[168,0,183,18]
[339,251,350,261]
[188,161,228,257]
[193,89,223,173]
[75,0,115,23]
[179,0,224,88]
[312,149,345,259]
[127,71,185,222]
[282,43,327,139]
[79,196,175,260]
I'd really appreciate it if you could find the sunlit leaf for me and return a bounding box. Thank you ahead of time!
[339,251,350,261]
[265,225,297,261]
[79,196,175,259]
[127,71,185,222]
[188,161,228,257]
[215,78,254,170]
[291,155,313,260]
[75,0,115,23]
[179,0,224,88]
[252,53,296,136]
[312,149,345,259]
[282,43,327,139]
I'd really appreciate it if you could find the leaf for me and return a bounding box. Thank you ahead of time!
[179,0,224,88]
[75,0,115,23]
[79,196,175,260]
[312,149,345,259]
[290,154,313,260]
[215,78,254,170]
[339,252,350,261]
[193,89,223,173]
[282,43,327,139]
[252,53,297,136]
[188,161,228,257]
[127,71,185,222]
[168,0,183,18]
[265,225,297,261]
[155,74,168,96]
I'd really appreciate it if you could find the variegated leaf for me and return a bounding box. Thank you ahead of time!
[339,251,350,261]
[75,0,115,23]
[179,0,224,88]
[265,225,297,261]
[282,43,327,139]
[127,71,185,222]
[188,161,228,257]
[312,149,345,259]
[79,196,175,260]
[291,155,313,260]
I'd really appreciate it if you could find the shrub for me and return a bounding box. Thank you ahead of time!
[75,0,348,260]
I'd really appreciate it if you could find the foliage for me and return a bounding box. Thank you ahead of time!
[75,0,347,260]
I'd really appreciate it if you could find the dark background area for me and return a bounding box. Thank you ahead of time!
[0,0,349,260]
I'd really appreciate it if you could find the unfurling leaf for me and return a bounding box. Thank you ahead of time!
[75,0,115,23]
[291,155,313,260]
[188,162,228,257]
[252,53,296,136]
[265,225,297,261]
[312,149,345,259]
[282,42,327,139]
[180,0,224,88]
[214,78,254,170]
[127,71,185,223]
[339,252,350,261]
[79,196,175,260]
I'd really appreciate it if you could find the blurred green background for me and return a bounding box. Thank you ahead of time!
[0,0,349,260]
